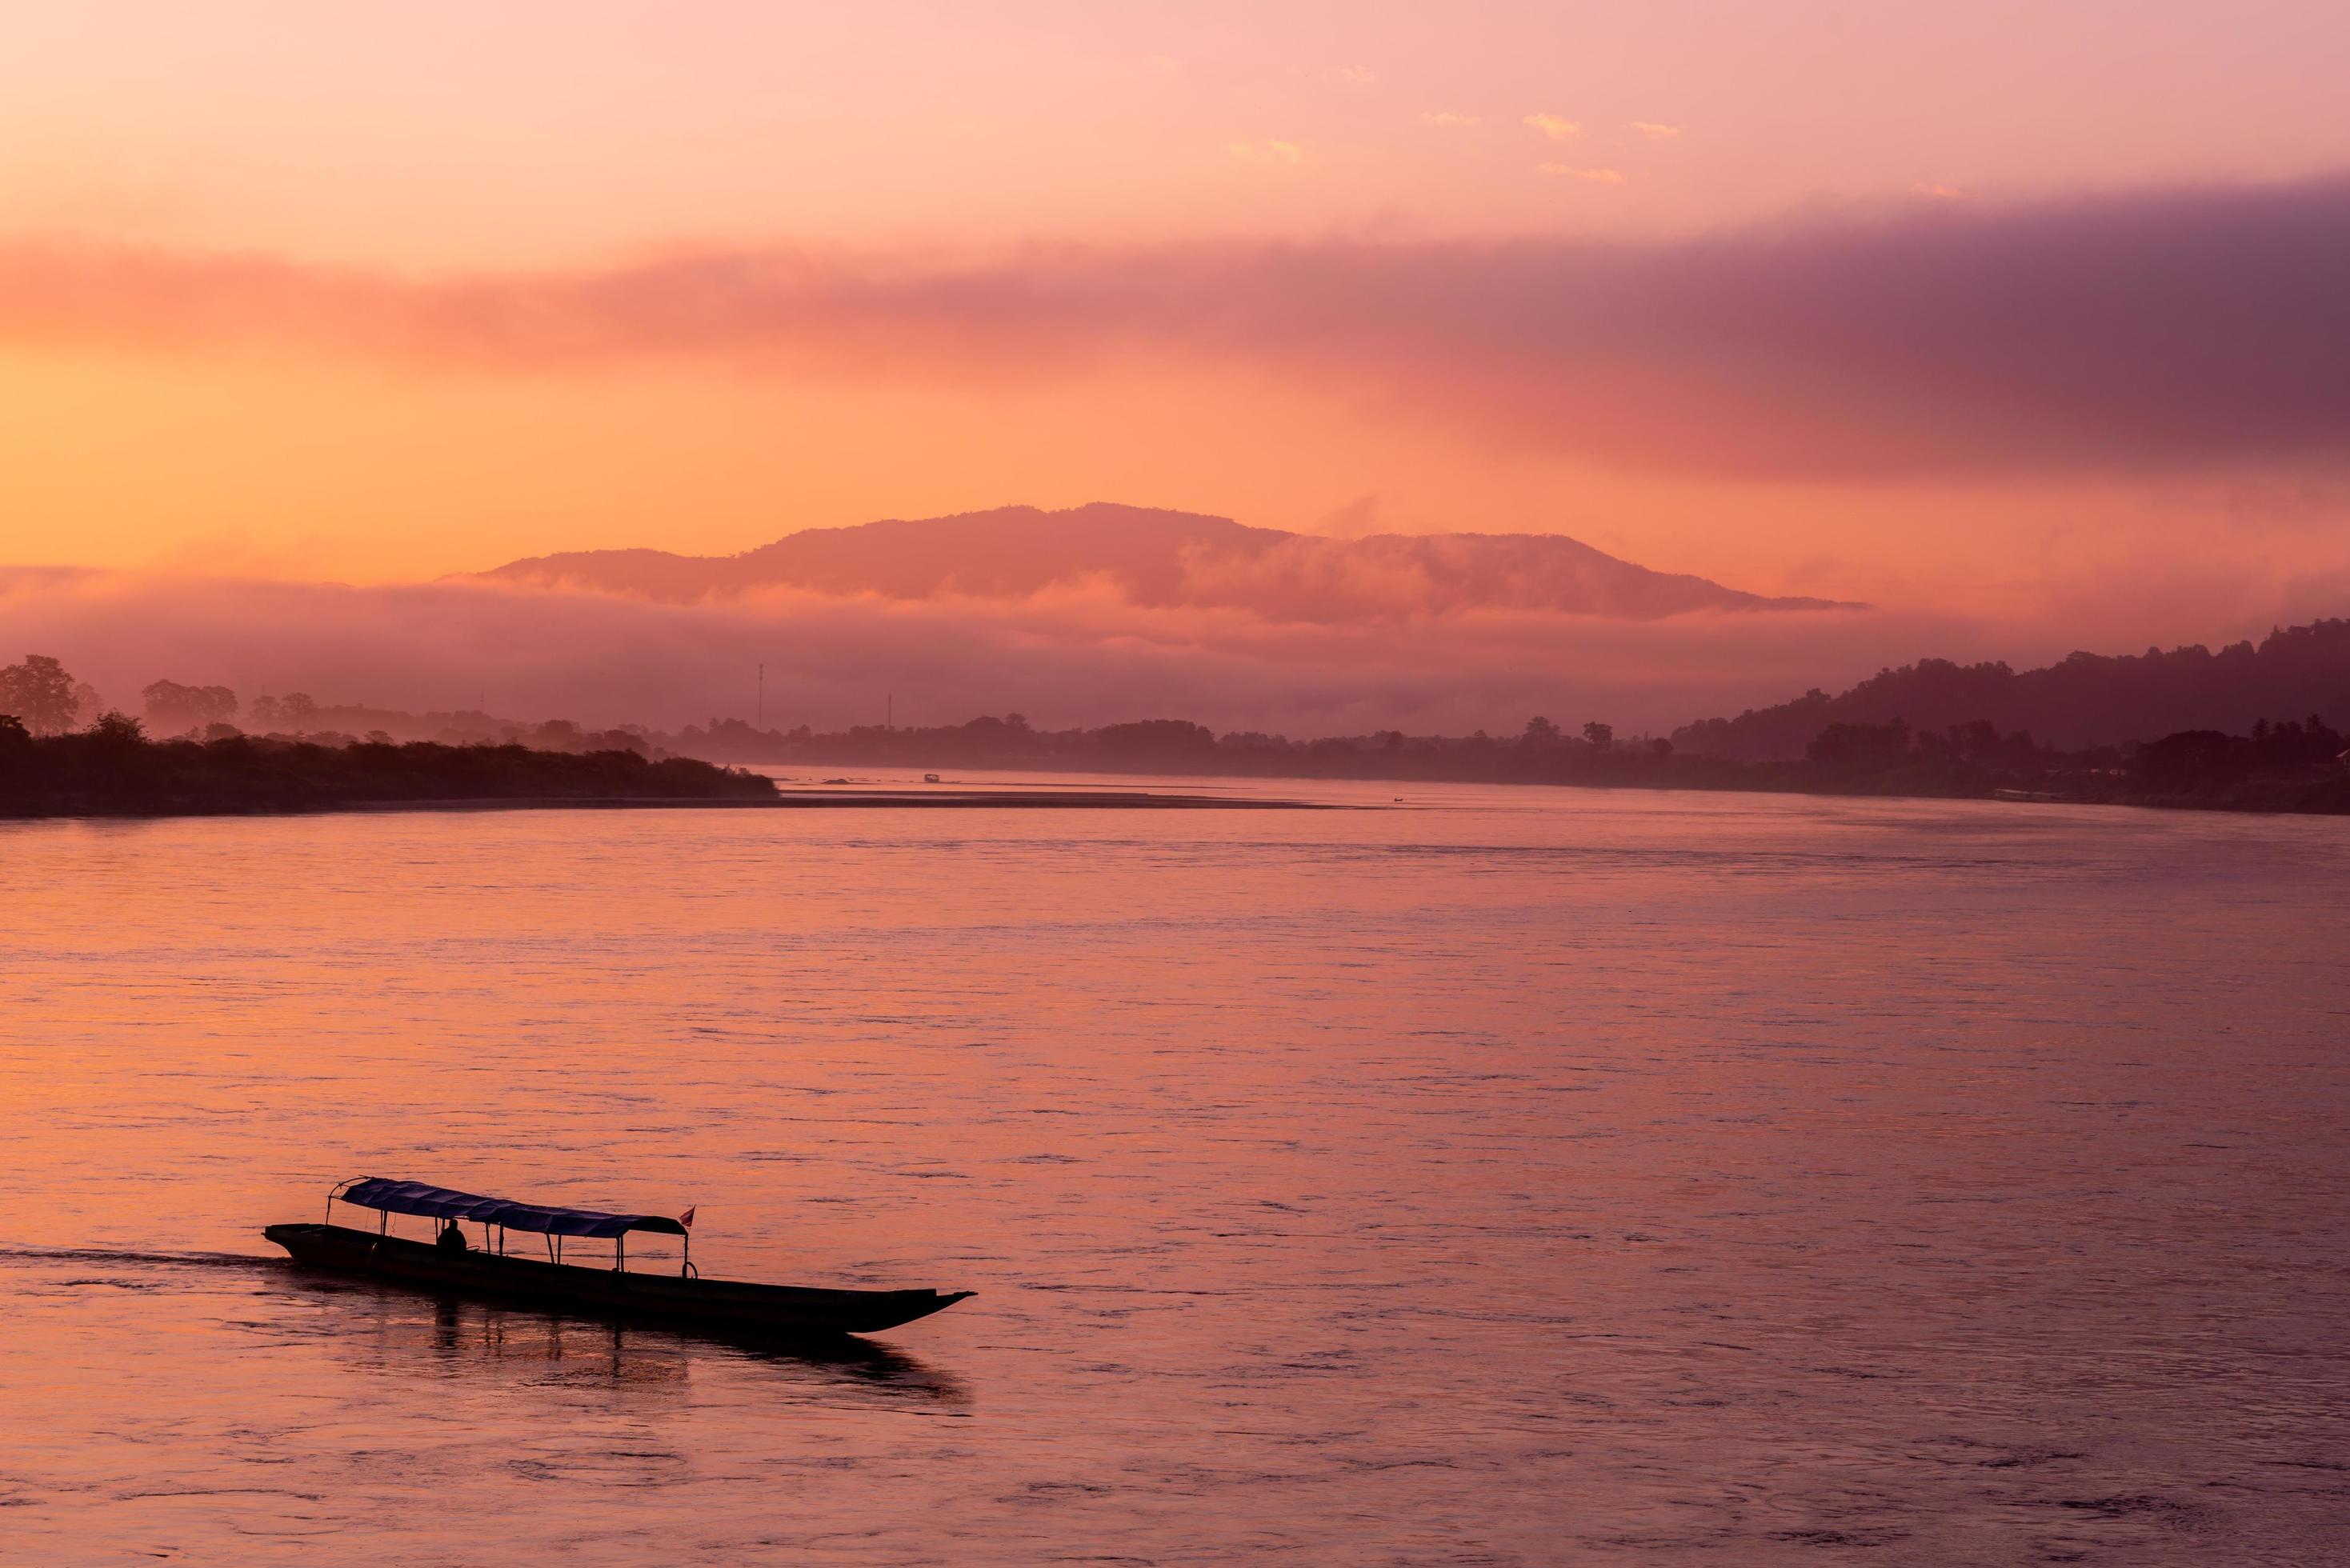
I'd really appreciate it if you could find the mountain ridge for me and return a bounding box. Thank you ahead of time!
[474,502,1863,622]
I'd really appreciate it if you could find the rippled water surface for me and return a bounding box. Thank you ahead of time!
[3,780,2347,1564]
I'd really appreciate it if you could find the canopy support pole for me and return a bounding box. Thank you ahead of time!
[324,1183,694,1266]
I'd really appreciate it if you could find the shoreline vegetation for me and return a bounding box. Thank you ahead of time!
[0,720,1324,819]
[2,714,2343,821]
[5,629,2348,818]
[676,619,2350,815]
[770,730,2350,814]
[0,720,778,818]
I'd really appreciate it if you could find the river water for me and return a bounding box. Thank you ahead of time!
[2,779,2345,1564]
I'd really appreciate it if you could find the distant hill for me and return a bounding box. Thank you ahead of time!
[475,502,1860,621]
[1674,618,2350,758]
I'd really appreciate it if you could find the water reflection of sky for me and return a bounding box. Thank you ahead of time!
[2,790,2347,1562]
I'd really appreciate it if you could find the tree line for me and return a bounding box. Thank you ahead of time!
[0,654,771,816]
[1674,617,2350,759]
[9,650,2346,814]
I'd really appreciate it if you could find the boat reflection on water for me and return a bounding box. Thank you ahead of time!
[286,1274,972,1407]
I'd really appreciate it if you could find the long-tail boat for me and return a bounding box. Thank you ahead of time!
[265,1177,972,1337]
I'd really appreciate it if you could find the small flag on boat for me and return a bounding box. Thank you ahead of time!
[679,1206,695,1230]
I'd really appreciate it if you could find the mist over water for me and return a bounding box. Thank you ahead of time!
[0,562,2074,741]
[2,779,2346,1563]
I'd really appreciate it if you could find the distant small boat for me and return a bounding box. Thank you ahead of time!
[265,1178,971,1338]
[923,773,941,783]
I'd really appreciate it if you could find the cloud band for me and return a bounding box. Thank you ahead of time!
[2,177,2345,477]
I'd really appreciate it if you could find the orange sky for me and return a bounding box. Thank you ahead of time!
[2,2,2347,626]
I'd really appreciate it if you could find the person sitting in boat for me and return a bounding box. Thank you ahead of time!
[436,1219,469,1253]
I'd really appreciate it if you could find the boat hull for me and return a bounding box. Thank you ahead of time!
[264,1222,970,1337]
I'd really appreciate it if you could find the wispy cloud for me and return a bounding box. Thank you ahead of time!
[1524,113,1582,141]
[1913,182,1972,200]
[1331,64,1377,86]
[6,178,2348,478]
[1226,139,1305,166]
[1419,110,1479,128]
[1630,122,1683,139]
[1537,164,1625,182]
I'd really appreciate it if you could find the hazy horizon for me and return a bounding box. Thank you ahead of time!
[11,496,2340,739]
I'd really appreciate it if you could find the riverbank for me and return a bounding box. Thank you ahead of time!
[5,723,2337,820]
[333,789,1325,814]
[0,729,775,818]
[0,726,1328,818]
[763,754,2350,816]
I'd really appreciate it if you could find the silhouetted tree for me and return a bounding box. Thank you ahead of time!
[2135,730,2247,792]
[87,711,146,747]
[1808,718,1915,767]
[1095,719,1218,761]
[0,654,79,734]
[142,678,238,734]
[249,693,318,730]
[1582,721,1614,751]
[1678,619,2350,759]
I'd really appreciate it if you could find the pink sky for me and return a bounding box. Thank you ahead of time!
[0,0,2345,720]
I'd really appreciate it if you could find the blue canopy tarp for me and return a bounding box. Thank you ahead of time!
[336,1177,687,1238]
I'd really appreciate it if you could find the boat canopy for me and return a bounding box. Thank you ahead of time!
[334,1177,688,1238]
